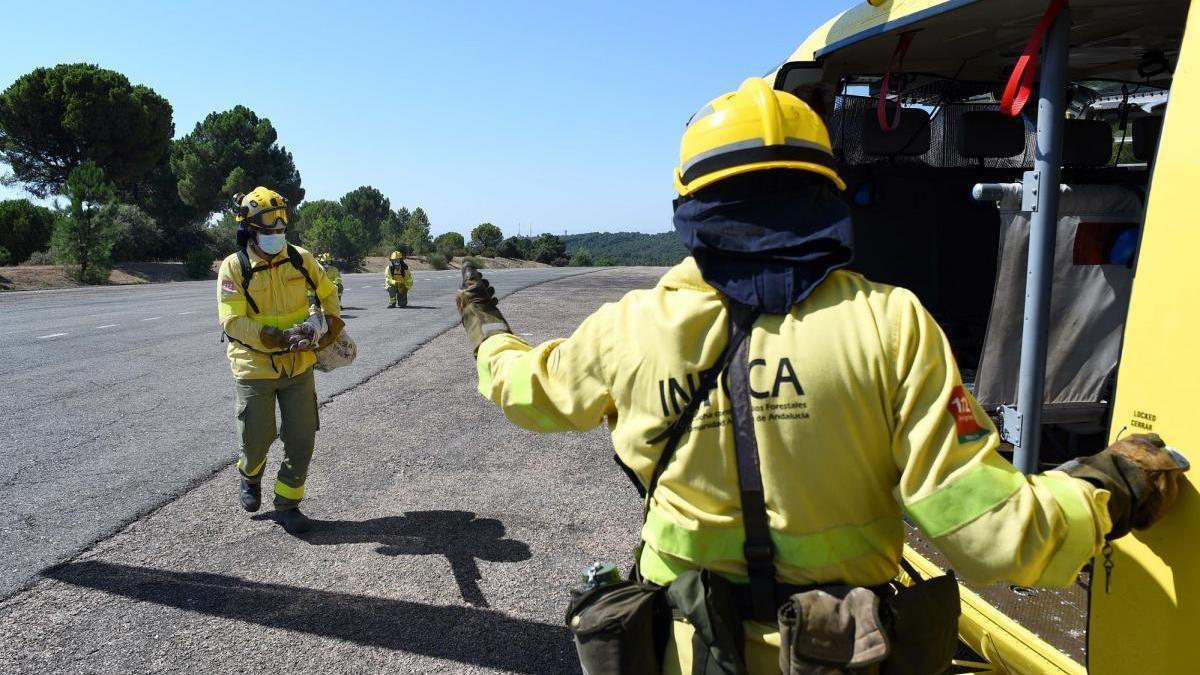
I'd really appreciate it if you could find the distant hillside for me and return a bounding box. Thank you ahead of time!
[563,231,687,266]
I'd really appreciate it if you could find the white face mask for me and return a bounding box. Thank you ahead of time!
[257,233,287,255]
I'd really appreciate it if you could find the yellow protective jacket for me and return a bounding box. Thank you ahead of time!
[385,262,413,290]
[476,258,1111,591]
[217,245,341,380]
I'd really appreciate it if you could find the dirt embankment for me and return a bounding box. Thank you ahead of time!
[0,256,550,291]
[0,263,198,291]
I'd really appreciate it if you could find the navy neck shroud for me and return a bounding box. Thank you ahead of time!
[672,177,854,314]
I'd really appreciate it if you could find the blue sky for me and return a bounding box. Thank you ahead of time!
[0,1,854,236]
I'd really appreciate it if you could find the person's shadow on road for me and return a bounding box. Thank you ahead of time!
[259,510,530,608]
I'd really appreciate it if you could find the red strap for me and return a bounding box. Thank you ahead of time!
[1000,0,1068,117]
[877,31,918,132]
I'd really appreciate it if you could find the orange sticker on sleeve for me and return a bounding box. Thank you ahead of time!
[948,385,988,443]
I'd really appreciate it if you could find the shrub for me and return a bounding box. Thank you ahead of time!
[434,231,465,258]
[23,249,55,265]
[185,249,213,279]
[110,204,164,262]
[429,252,449,270]
[497,236,528,259]
[463,256,485,269]
[301,213,369,268]
[532,233,566,264]
[0,199,56,263]
[569,248,594,267]
[0,246,10,266]
[551,256,568,267]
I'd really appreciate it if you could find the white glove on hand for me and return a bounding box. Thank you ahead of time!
[285,307,328,351]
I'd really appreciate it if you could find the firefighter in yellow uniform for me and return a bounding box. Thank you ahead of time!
[317,252,343,302]
[385,251,413,308]
[456,79,1183,673]
[217,187,343,535]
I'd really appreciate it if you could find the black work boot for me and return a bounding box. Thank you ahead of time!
[239,478,261,512]
[277,508,312,534]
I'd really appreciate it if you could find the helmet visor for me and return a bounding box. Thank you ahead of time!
[247,207,288,230]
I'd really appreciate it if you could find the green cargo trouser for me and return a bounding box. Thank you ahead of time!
[235,368,318,511]
[387,285,408,307]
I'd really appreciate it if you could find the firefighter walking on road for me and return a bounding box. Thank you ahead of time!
[217,187,344,535]
[455,79,1184,674]
[318,252,343,302]
[385,251,413,308]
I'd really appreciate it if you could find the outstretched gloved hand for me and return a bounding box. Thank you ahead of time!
[1060,433,1187,539]
[456,263,511,353]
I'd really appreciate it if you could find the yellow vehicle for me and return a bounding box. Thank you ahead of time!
[769,0,1196,672]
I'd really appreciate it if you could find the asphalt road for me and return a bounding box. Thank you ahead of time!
[0,266,585,599]
[0,267,665,674]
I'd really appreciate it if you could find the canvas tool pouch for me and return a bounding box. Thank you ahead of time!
[665,569,748,675]
[566,580,666,675]
[778,585,889,675]
[879,571,959,675]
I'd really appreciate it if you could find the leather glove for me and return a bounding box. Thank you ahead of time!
[260,325,289,350]
[1059,433,1187,539]
[456,263,511,353]
[284,323,316,351]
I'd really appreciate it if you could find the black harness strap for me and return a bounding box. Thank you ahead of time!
[643,305,759,500]
[236,244,321,315]
[636,304,761,588]
[725,302,779,623]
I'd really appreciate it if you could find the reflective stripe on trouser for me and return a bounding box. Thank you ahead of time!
[387,285,407,306]
[235,368,319,510]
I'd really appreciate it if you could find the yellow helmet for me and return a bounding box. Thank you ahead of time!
[674,78,845,196]
[390,251,403,260]
[232,186,289,229]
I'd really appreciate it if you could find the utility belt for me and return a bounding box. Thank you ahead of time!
[566,303,959,675]
[566,562,958,675]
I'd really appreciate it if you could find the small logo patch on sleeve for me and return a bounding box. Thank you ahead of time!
[221,279,237,295]
[948,385,988,443]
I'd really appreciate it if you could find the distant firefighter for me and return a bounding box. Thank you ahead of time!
[317,253,343,301]
[385,251,413,308]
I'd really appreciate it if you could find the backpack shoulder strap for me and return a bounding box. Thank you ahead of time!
[236,248,260,314]
[286,245,321,308]
[724,301,777,623]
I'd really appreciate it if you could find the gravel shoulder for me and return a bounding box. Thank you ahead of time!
[0,267,664,674]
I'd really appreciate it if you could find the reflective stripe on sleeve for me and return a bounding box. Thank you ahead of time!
[508,354,562,431]
[219,298,248,322]
[905,457,1028,538]
[1032,471,1106,586]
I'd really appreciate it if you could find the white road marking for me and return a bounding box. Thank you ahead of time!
[96,324,118,329]
[177,311,197,315]
[141,317,160,321]
[37,333,67,339]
